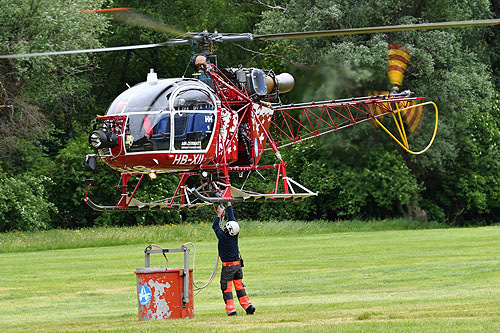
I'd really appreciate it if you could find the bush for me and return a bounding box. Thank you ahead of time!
[0,175,57,231]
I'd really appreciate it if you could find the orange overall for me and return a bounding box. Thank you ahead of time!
[220,260,252,315]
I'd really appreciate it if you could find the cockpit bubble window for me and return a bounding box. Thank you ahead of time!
[124,82,217,153]
[106,79,177,115]
[125,114,162,152]
[172,86,216,152]
[173,113,215,151]
[173,88,215,111]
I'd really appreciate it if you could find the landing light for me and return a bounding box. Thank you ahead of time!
[89,131,105,149]
[89,129,117,150]
[148,171,157,180]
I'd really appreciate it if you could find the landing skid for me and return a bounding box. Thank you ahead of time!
[84,196,212,211]
[84,175,317,211]
[190,180,317,203]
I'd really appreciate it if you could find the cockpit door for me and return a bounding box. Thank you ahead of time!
[169,84,217,153]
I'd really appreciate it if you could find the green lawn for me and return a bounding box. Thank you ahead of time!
[1,222,500,331]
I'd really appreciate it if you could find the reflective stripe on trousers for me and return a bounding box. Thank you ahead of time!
[220,263,253,313]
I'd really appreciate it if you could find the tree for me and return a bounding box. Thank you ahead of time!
[254,0,499,223]
[0,0,108,230]
[0,0,108,171]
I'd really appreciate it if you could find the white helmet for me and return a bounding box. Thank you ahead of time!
[224,220,240,236]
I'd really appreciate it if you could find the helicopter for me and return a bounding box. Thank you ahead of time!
[2,8,498,211]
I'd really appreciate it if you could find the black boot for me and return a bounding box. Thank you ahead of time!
[245,305,255,315]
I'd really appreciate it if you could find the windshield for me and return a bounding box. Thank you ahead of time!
[124,83,217,153]
[106,79,178,115]
[173,88,215,111]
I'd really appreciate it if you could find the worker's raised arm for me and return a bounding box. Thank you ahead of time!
[212,205,225,238]
[226,203,235,221]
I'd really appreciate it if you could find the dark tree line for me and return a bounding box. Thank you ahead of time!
[1,0,500,231]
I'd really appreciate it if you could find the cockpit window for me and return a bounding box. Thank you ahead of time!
[173,88,215,111]
[106,80,177,115]
[124,82,217,153]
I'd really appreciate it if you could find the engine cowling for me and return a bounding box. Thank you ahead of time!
[224,67,295,99]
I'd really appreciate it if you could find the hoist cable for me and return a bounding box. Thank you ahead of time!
[182,242,219,294]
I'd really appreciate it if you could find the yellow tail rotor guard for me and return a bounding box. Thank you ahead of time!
[373,101,438,155]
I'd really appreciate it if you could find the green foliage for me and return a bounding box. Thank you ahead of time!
[2,135,57,176]
[279,138,420,220]
[256,0,500,224]
[0,0,108,124]
[48,133,99,228]
[0,174,57,231]
[0,0,108,174]
[1,0,500,229]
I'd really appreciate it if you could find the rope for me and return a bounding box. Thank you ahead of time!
[145,242,219,296]
[182,242,219,294]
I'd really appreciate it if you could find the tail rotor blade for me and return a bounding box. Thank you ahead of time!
[387,44,411,93]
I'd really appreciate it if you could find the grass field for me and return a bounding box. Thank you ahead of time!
[1,220,500,332]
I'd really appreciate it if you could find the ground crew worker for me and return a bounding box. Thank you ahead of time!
[212,202,255,316]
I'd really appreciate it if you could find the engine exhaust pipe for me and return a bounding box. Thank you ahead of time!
[265,72,295,94]
[274,72,295,94]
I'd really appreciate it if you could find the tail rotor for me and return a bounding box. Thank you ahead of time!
[387,44,411,94]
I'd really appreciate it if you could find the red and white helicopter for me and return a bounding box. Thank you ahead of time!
[2,9,498,211]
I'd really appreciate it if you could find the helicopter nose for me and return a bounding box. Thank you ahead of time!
[89,129,118,149]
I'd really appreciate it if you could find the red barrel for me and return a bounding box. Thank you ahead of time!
[135,268,194,320]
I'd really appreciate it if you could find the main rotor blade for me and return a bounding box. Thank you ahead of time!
[82,8,190,37]
[254,19,500,40]
[2,17,498,59]
[0,41,189,59]
[0,8,192,59]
